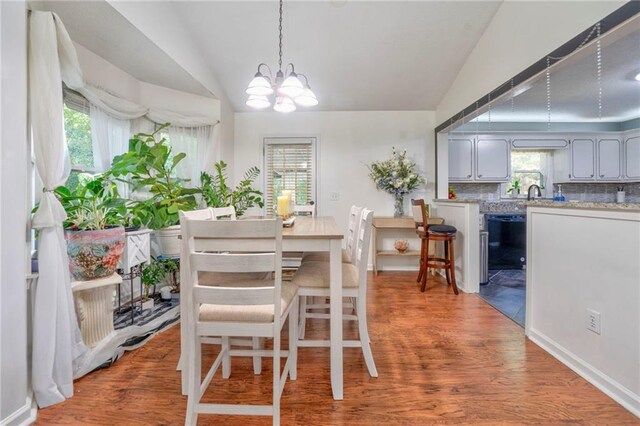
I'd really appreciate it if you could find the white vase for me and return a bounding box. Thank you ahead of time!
[152,225,181,258]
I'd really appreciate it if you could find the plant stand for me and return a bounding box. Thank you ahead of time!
[116,229,152,325]
[72,273,122,348]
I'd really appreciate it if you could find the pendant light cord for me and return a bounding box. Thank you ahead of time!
[278,0,284,71]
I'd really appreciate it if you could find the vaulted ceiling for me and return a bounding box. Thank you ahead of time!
[31,0,504,112]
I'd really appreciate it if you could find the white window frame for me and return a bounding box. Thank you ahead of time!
[502,150,553,198]
[263,136,317,215]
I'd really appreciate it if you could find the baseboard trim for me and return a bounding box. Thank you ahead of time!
[1,395,37,426]
[527,328,639,418]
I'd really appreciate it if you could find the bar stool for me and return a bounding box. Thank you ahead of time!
[411,199,459,295]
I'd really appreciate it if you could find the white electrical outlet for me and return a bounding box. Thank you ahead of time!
[586,309,601,335]
[330,192,340,201]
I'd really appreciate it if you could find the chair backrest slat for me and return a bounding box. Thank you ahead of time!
[194,285,275,306]
[346,205,363,263]
[293,204,316,216]
[181,207,216,221]
[192,252,276,273]
[193,238,276,253]
[410,199,428,230]
[187,219,277,239]
[355,209,374,273]
[211,206,237,220]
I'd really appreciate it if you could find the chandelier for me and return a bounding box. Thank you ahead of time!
[245,0,318,112]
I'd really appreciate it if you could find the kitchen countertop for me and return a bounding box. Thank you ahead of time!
[524,200,640,212]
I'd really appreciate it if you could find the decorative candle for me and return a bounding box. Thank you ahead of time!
[281,190,293,216]
[277,195,289,217]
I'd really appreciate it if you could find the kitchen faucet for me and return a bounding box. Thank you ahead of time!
[527,184,542,201]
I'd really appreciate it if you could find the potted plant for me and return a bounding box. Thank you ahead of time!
[55,173,127,281]
[141,257,179,310]
[109,124,199,257]
[200,161,264,217]
[507,179,522,198]
[366,147,426,217]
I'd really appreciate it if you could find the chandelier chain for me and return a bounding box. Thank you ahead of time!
[596,23,602,120]
[278,0,283,71]
[510,79,514,113]
[546,56,551,131]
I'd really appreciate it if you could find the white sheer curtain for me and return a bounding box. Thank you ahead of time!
[90,105,131,196]
[29,11,86,408]
[167,125,217,187]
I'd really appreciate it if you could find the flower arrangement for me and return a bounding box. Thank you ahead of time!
[367,147,425,217]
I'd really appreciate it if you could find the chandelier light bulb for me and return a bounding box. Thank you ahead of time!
[635,72,640,81]
[278,73,305,98]
[246,95,271,109]
[246,73,273,96]
[273,96,296,113]
[294,87,318,107]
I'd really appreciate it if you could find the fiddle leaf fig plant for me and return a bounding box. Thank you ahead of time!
[109,123,199,229]
[200,161,264,217]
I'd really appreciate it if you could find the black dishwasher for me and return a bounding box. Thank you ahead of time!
[486,214,526,270]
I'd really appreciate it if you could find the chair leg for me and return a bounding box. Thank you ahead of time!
[298,296,307,339]
[272,332,281,426]
[252,337,262,375]
[221,336,231,379]
[448,239,459,295]
[289,298,298,381]
[185,336,201,426]
[416,238,425,283]
[444,240,451,286]
[357,295,378,377]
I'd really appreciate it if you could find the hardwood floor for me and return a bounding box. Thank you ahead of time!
[36,272,637,425]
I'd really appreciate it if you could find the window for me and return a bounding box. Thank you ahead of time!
[264,137,316,215]
[63,91,94,190]
[505,150,550,197]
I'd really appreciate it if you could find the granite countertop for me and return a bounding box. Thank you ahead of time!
[434,198,481,204]
[524,200,640,212]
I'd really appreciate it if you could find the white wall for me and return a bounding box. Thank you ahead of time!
[436,1,626,125]
[526,206,640,416]
[234,111,435,267]
[0,1,33,424]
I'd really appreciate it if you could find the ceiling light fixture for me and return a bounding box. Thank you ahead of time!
[635,72,640,82]
[245,0,317,112]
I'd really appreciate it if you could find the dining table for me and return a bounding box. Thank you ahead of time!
[178,215,345,401]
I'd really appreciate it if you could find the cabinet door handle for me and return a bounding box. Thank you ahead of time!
[590,174,594,177]
[467,174,472,178]
[477,174,483,177]
[600,174,605,178]
[568,174,571,178]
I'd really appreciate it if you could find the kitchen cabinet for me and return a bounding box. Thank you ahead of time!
[569,138,596,180]
[448,136,509,182]
[448,138,473,181]
[597,138,622,180]
[476,138,510,181]
[624,135,640,179]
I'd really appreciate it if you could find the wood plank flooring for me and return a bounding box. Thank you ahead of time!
[35,272,637,425]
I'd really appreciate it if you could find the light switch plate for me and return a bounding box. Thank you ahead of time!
[330,192,340,201]
[586,309,601,335]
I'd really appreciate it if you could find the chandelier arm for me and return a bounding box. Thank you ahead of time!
[284,63,296,77]
[297,73,310,87]
[257,63,274,81]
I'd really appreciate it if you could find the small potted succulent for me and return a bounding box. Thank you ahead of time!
[507,179,522,198]
[55,174,127,281]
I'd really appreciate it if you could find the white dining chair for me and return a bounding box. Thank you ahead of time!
[180,215,297,426]
[293,204,316,216]
[297,205,362,338]
[291,208,378,377]
[178,207,264,396]
[211,205,237,220]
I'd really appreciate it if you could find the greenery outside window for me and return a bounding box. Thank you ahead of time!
[63,92,95,190]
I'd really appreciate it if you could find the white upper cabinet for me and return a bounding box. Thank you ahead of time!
[448,138,474,181]
[476,138,510,181]
[597,138,622,180]
[570,138,596,180]
[624,135,640,180]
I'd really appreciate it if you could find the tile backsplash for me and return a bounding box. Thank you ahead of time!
[450,183,501,200]
[553,182,640,203]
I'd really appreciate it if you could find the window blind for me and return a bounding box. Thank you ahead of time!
[265,141,314,215]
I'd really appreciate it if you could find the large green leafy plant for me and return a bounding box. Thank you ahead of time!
[109,124,199,229]
[55,173,127,230]
[200,161,264,217]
